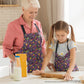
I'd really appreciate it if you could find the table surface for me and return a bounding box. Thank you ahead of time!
[0,71,84,84]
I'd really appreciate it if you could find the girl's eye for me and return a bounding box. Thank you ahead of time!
[61,35,64,36]
[35,12,38,14]
[57,35,59,36]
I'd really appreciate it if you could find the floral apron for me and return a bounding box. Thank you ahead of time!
[15,23,43,73]
[54,39,79,71]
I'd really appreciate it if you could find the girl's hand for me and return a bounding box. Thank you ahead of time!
[47,62,56,71]
[64,71,73,81]
[32,70,44,75]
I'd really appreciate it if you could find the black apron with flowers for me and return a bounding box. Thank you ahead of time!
[54,39,79,71]
[16,23,43,73]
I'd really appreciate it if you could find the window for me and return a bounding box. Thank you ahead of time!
[64,0,84,42]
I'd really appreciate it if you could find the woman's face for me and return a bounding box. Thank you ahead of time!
[55,30,69,43]
[22,7,38,22]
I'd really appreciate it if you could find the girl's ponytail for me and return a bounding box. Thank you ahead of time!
[69,25,75,42]
[46,24,54,53]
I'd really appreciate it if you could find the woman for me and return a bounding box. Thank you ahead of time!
[3,0,46,73]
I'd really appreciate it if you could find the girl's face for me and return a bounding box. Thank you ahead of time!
[55,30,69,43]
[22,7,38,22]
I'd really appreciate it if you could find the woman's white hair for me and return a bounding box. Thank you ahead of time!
[21,0,40,9]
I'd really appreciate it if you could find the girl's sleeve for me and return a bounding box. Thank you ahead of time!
[49,43,55,51]
[68,40,77,50]
[3,23,16,57]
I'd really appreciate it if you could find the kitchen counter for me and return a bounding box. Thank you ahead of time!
[0,71,84,84]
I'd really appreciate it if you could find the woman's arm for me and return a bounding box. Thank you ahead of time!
[8,54,15,62]
[3,23,16,58]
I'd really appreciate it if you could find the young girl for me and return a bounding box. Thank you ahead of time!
[33,21,79,80]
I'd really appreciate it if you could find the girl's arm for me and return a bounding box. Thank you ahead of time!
[32,48,53,75]
[64,48,76,80]
[67,47,76,73]
[41,48,53,71]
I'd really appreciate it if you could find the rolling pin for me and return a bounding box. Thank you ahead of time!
[41,73,65,79]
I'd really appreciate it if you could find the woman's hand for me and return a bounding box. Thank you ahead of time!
[8,54,15,62]
[32,70,44,75]
[47,62,56,71]
[64,71,73,81]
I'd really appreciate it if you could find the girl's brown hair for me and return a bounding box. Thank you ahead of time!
[46,21,75,52]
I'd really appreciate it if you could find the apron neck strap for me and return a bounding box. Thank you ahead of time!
[34,23,40,33]
[21,25,26,36]
[55,41,59,53]
[67,39,69,51]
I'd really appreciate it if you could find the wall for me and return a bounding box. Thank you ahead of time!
[76,43,84,66]
[37,0,53,39]
[0,7,22,41]
[55,0,64,22]
[38,0,65,39]
[0,0,21,41]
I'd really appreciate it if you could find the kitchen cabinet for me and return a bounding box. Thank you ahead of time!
[0,0,20,7]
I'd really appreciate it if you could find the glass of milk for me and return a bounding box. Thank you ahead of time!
[13,56,22,81]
